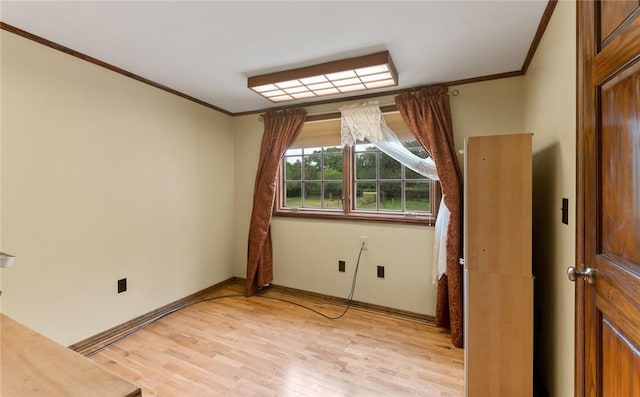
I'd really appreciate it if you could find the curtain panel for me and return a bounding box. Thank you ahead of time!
[395,86,464,348]
[246,108,307,296]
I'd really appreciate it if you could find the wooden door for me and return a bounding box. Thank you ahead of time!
[577,1,640,396]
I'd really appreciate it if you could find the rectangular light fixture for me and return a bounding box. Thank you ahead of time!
[248,51,398,103]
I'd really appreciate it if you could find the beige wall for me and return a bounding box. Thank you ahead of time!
[451,76,525,167]
[0,31,4,312]
[0,31,235,345]
[233,77,525,315]
[523,1,576,396]
[0,32,3,312]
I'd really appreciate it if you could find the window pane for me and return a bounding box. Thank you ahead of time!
[411,148,428,158]
[355,182,377,210]
[324,182,343,209]
[354,143,376,152]
[303,182,321,208]
[323,146,342,154]
[406,182,430,212]
[380,182,402,211]
[405,143,429,180]
[402,140,422,150]
[323,154,343,180]
[285,182,301,207]
[304,153,321,180]
[379,153,401,179]
[355,153,376,180]
[285,156,302,180]
[405,167,428,180]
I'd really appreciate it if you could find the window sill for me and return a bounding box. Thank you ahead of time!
[273,208,434,226]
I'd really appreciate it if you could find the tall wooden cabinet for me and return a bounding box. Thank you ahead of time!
[463,133,533,396]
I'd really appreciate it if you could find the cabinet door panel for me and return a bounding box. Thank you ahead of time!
[464,134,532,276]
[465,271,533,396]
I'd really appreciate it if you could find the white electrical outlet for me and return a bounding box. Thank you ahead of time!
[360,236,368,250]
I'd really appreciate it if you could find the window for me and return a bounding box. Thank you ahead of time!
[275,112,440,225]
[353,142,431,213]
[283,146,344,210]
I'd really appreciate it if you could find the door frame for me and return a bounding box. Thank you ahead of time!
[575,1,589,396]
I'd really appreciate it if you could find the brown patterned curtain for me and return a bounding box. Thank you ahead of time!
[395,86,464,348]
[246,108,307,296]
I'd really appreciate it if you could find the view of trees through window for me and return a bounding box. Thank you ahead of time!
[354,141,430,212]
[282,140,431,213]
[284,146,343,209]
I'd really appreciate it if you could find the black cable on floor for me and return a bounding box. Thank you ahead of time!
[257,240,366,320]
[86,242,366,357]
[86,293,244,357]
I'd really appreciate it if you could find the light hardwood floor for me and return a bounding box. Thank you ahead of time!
[90,285,464,396]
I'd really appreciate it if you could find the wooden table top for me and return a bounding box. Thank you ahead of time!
[1,313,141,396]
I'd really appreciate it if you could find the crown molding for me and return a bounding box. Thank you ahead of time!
[1,1,557,117]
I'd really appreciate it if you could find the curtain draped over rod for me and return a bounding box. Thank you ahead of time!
[246,108,307,297]
[339,102,450,284]
[395,86,464,348]
[339,101,438,179]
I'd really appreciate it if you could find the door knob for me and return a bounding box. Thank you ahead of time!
[567,266,595,285]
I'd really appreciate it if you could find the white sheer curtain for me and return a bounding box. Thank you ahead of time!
[340,101,449,284]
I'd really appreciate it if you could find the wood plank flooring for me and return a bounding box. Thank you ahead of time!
[90,285,464,396]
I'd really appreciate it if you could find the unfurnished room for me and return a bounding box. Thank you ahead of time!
[1,1,639,396]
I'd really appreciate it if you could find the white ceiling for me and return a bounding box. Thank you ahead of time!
[0,1,549,114]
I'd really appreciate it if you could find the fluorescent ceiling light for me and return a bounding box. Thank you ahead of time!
[338,84,366,92]
[248,51,398,103]
[365,79,396,89]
